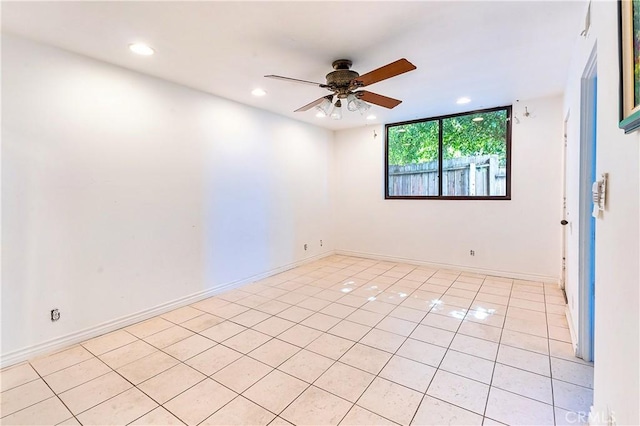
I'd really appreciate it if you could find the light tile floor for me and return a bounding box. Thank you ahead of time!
[0,255,594,425]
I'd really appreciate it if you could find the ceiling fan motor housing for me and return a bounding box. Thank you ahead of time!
[326,59,360,97]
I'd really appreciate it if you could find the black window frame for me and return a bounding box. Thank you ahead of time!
[385,105,512,200]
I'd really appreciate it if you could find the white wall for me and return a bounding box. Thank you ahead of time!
[333,96,564,280]
[563,2,640,425]
[1,34,334,362]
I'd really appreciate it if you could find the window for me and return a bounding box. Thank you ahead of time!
[385,106,512,199]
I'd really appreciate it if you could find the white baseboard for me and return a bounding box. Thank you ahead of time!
[0,251,334,369]
[335,249,560,283]
[565,305,579,354]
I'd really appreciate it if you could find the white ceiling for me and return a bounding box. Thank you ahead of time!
[1,1,584,130]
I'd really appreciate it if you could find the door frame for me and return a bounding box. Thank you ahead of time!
[577,47,597,362]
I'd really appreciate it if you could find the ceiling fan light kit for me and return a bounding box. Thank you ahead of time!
[266,58,416,119]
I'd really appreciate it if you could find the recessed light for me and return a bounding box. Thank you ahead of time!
[129,43,155,56]
[366,114,376,120]
[456,97,471,104]
[251,88,267,97]
[472,117,484,122]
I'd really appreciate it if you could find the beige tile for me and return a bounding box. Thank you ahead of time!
[470,301,508,316]
[412,395,483,426]
[508,298,545,312]
[276,305,315,322]
[320,303,357,319]
[329,320,372,341]
[281,386,352,426]
[125,317,174,338]
[314,362,374,403]
[549,325,572,343]
[500,329,549,355]
[163,334,216,361]
[236,293,272,307]
[56,416,81,425]
[164,378,236,425]
[359,328,406,354]
[338,295,369,308]
[497,345,550,376]
[375,317,418,337]
[186,344,243,375]
[223,329,271,354]
[243,369,308,413]
[212,356,272,393]
[305,333,355,360]
[255,299,291,315]
[43,358,111,394]
[144,325,194,349]
[339,343,392,375]
[76,388,157,425]
[409,324,455,347]
[191,297,231,313]
[507,306,547,322]
[396,338,446,367]
[181,313,225,332]
[458,321,502,343]
[552,380,593,413]
[209,303,250,319]
[297,297,332,311]
[138,363,205,404]
[380,355,436,393]
[99,340,157,369]
[82,330,138,356]
[301,312,342,331]
[30,346,94,376]
[252,316,296,337]
[230,309,272,327]
[0,396,71,426]
[162,306,207,324]
[278,324,323,347]
[485,387,554,426]
[201,396,275,425]
[59,371,131,415]
[440,350,494,384]
[492,363,552,404]
[200,321,247,343]
[547,313,569,328]
[130,406,184,425]
[0,363,40,392]
[389,306,427,323]
[421,313,462,332]
[358,377,422,425]
[248,338,300,368]
[278,349,334,383]
[551,358,594,388]
[465,310,505,328]
[340,405,396,425]
[116,351,179,385]
[361,300,396,315]
[504,317,548,338]
[426,370,489,415]
[449,333,498,361]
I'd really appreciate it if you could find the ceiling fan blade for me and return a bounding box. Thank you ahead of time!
[294,96,328,112]
[355,58,416,87]
[358,91,403,109]
[265,74,326,87]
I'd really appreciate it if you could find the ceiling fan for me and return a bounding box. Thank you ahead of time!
[265,58,416,119]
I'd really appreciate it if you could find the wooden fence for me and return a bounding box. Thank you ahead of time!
[388,155,506,196]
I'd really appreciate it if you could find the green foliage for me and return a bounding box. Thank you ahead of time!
[388,109,508,166]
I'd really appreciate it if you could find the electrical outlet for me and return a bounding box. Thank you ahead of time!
[50,309,61,322]
[470,250,475,256]
[320,240,323,247]
[304,244,308,251]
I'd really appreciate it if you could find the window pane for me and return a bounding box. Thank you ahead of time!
[441,109,508,196]
[387,120,440,196]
